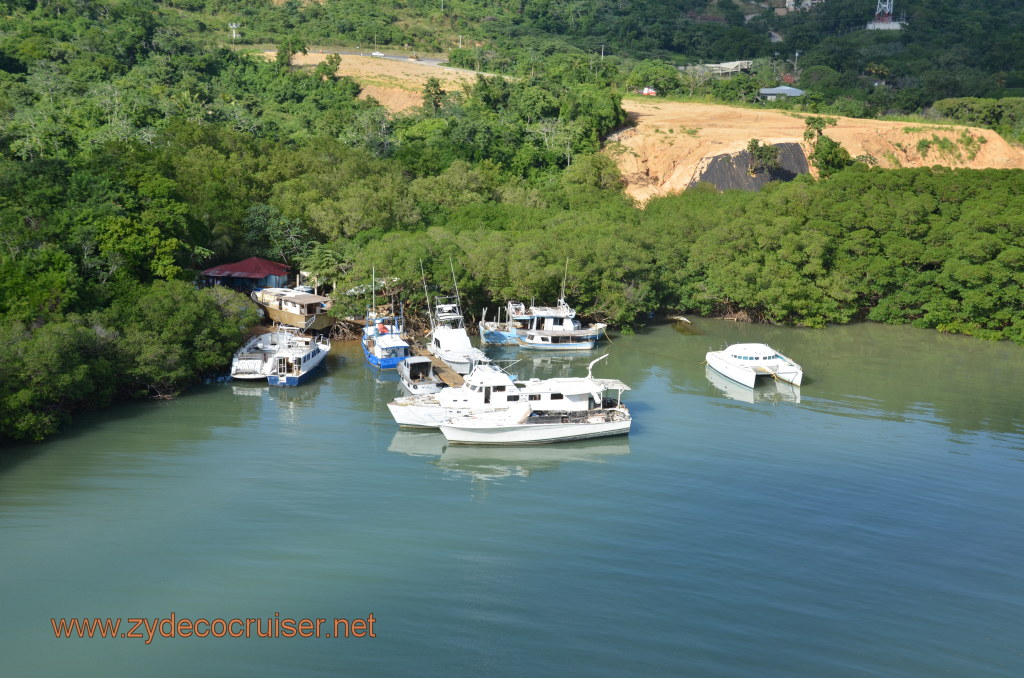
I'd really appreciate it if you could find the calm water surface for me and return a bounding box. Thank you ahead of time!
[2,320,1023,677]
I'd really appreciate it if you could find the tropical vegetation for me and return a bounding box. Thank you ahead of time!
[1,0,1022,442]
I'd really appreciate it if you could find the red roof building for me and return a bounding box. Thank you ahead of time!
[201,257,290,289]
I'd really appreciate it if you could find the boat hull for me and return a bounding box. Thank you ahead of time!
[705,351,802,388]
[267,345,329,387]
[478,325,519,345]
[259,307,334,331]
[440,412,631,445]
[515,336,598,351]
[363,340,407,370]
[267,360,325,386]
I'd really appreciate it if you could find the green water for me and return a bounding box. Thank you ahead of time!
[2,319,1022,677]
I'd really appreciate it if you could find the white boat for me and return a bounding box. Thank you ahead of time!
[230,328,301,380]
[230,326,330,386]
[480,298,607,350]
[426,296,489,374]
[250,288,333,331]
[387,354,626,429]
[266,332,330,386]
[514,298,607,350]
[705,343,803,388]
[397,356,446,396]
[438,378,631,445]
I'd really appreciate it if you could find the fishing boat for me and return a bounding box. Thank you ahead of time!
[363,308,411,370]
[387,354,625,429]
[705,343,803,388]
[420,262,489,374]
[478,301,535,345]
[438,378,631,445]
[397,356,446,396]
[479,298,607,349]
[250,288,333,331]
[266,333,331,386]
[514,298,607,350]
[362,271,411,370]
[425,296,489,374]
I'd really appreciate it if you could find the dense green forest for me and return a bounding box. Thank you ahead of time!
[1,0,1022,442]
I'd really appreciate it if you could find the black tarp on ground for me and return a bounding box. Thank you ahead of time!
[689,142,809,191]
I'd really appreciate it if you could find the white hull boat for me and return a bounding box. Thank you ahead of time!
[266,333,330,386]
[230,328,299,380]
[398,356,446,395]
[439,405,631,445]
[231,326,329,386]
[388,355,629,429]
[705,343,803,388]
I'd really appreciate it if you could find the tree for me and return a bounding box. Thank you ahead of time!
[276,36,307,67]
[746,138,781,175]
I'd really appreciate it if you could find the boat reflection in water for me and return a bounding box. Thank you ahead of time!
[704,365,801,404]
[387,430,630,487]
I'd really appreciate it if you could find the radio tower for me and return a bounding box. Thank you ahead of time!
[867,0,902,30]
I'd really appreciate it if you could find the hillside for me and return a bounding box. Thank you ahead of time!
[606,99,1024,202]
[283,51,1024,203]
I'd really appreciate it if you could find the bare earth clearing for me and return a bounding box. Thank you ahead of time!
[278,52,1024,203]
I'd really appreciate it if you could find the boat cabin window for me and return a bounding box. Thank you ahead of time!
[507,395,519,402]
[493,385,506,392]
[550,393,563,400]
[528,394,541,401]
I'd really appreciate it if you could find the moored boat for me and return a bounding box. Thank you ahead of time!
[426,296,489,374]
[230,327,301,380]
[362,309,411,370]
[362,269,412,370]
[438,378,631,445]
[480,298,607,350]
[266,333,331,386]
[514,298,607,350]
[705,343,803,388]
[230,325,329,386]
[398,356,446,395]
[250,288,333,331]
[387,354,626,429]
[478,301,534,345]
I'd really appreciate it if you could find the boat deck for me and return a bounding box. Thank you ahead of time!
[410,344,464,387]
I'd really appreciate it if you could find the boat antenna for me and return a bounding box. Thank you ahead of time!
[449,256,461,304]
[560,257,569,301]
[371,265,376,318]
[420,260,434,332]
[586,353,609,378]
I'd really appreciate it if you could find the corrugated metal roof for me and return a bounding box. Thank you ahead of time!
[202,257,290,279]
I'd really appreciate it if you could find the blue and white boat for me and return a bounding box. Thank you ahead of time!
[266,332,331,386]
[361,269,412,370]
[362,306,411,370]
[480,298,606,350]
[479,301,534,345]
[513,298,607,351]
[231,326,330,386]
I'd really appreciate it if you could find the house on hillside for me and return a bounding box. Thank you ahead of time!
[680,61,753,78]
[201,256,290,291]
[759,86,805,101]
